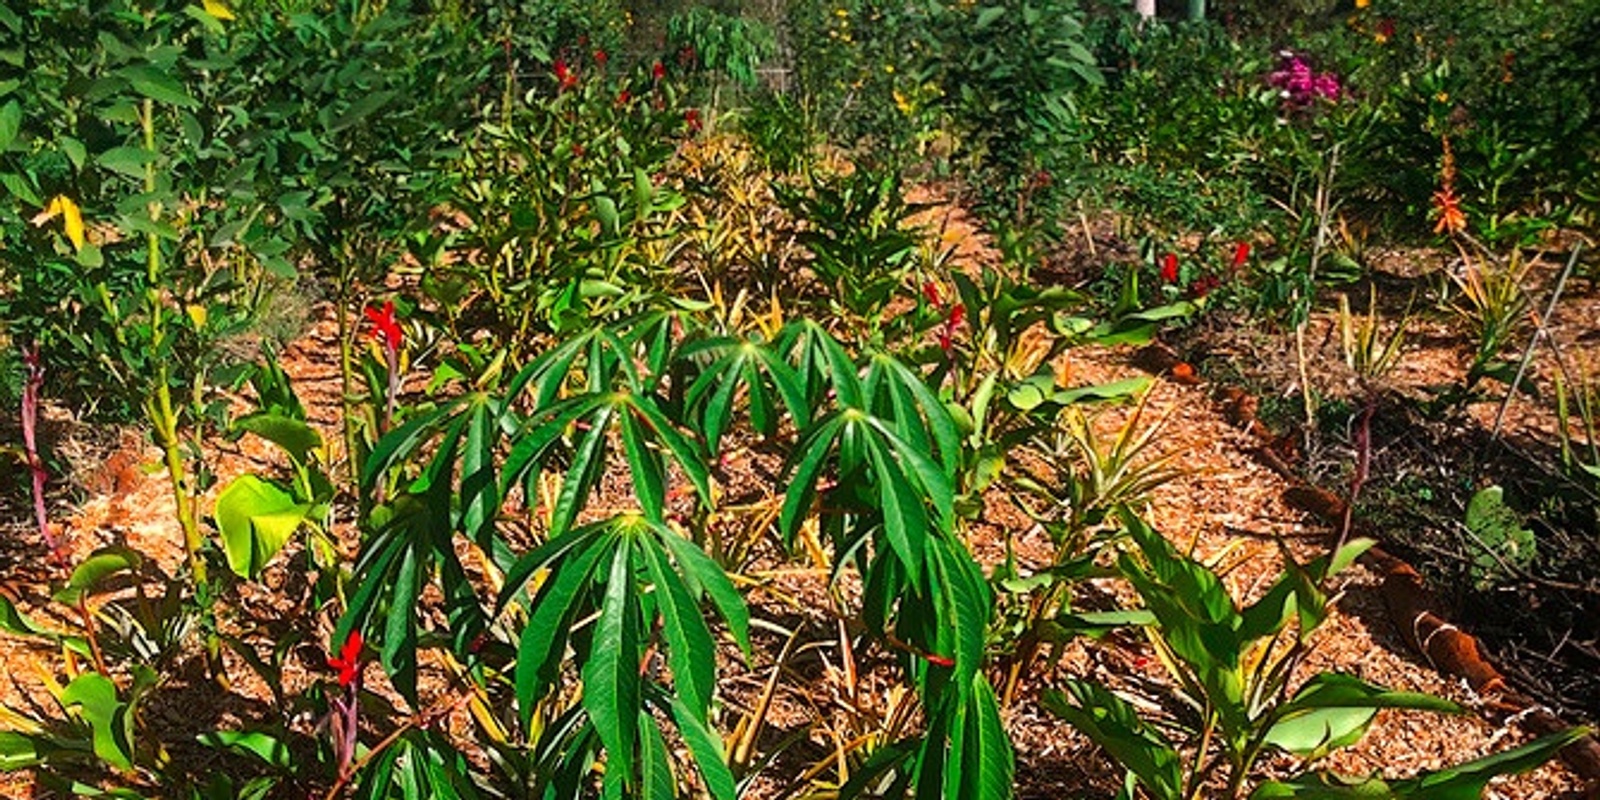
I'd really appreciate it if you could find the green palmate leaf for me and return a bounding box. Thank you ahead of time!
[583,539,638,787]
[550,404,616,537]
[622,406,667,521]
[778,410,848,544]
[666,690,737,800]
[640,540,716,716]
[1043,681,1183,800]
[867,435,929,582]
[510,532,610,730]
[656,529,751,657]
[626,394,712,507]
[214,475,310,579]
[459,400,499,554]
[232,412,321,465]
[384,545,423,705]
[637,711,674,800]
[59,673,134,771]
[946,673,1013,800]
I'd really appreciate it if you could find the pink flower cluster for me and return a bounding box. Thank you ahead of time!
[1268,51,1341,107]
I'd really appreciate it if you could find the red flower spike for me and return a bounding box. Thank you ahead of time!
[948,303,966,328]
[923,280,942,307]
[364,301,402,352]
[652,61,665,82]
[1161,252,1179,283]
[1231,242,1251,271]
[616,89,631,107]
[327,631,364,688]
[684,107,702,133]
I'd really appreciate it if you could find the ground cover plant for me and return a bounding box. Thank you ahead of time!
[1,0,1598,798]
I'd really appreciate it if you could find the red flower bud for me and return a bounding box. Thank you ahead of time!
[327,631,364,688]
[923,280,942,307]
[616,89,631,107]
[652,61,666,81]
[1231,241,1250,271]
[948,303,966,328]
[684,107,702,133]
[1161,253,1179,283]
[593,49,608,67]
[923,652,955,668]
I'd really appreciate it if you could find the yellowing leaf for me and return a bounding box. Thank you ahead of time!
[202,0,236,20]
[36,195,86,251]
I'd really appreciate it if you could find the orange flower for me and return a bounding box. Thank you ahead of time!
[1431,186,1467,235]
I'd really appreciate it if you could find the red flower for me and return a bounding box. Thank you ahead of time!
[364,301,402,352]
[939,303,966,354]
[593,49,608,67]
[923,652,955,668]
[1231,242,1250,271]
[652,61,665,81]
[684,107,702,133]
[554,59,578,91]
[327,631,364,688]
[1161,253,1179,283]
[923,280,943,307]
[616,89,631,107]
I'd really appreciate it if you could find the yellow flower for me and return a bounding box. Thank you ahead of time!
[884,64,894,74]
[1355,0,1370,7]
[835,7,848,16]
[1435,91,1449,103]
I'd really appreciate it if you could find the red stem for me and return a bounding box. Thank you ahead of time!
[20,344,64,560]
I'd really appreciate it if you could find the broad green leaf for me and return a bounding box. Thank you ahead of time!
[54,546,143,605]
[0,731,41,771]
[1042,681,1182,800]
[233,412,321,465]
[0,596,53,640]
[60,673,134,770]
[0,101,18,151]
[197,731,292,770]
[328,91,397,133]
[120,64,199,108]
[1392,727,1587,798]
[214,475,310,579]
[96,146,152,180]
